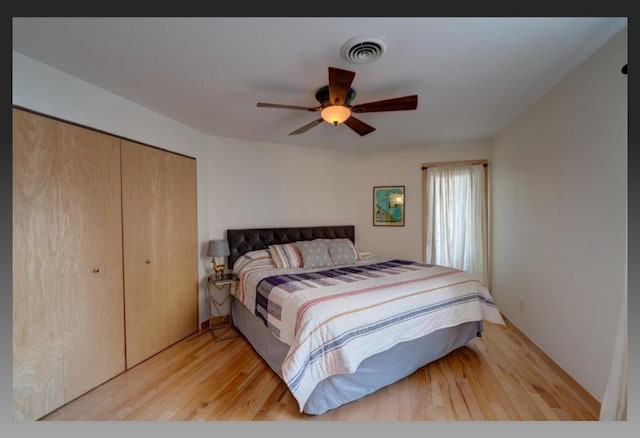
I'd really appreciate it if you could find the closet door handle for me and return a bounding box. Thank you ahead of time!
[145,259,151,264]
[92,268,100,273]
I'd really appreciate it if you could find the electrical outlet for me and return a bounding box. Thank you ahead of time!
[519,296,525,311]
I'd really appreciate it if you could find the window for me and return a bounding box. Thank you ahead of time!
[422,160,489,285]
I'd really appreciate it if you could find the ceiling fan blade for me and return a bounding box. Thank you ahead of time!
[328,67,356,106]
[344,116,376,136]
[289,118,324,135]
[351,95,418,113]
[257,102,319,112]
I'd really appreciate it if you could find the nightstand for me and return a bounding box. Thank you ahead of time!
[207,273,240,341]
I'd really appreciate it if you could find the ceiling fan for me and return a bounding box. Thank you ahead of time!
[256,66,418,136]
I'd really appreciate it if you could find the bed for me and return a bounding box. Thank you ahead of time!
[226,225,505,415]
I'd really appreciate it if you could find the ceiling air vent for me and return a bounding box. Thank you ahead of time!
[340,36,387,64]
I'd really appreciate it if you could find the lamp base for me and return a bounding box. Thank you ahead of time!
[212,262,225,280]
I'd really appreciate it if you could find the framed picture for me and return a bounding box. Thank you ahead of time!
[373,186,405,226]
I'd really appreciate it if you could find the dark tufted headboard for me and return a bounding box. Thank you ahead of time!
[227,225,355,269]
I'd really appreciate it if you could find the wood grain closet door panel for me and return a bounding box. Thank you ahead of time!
[58,123,125,402]
[164,153,198,345]
[121,140,169,368]
[12,109,65,420]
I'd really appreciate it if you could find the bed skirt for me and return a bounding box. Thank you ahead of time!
[231,296,482,415]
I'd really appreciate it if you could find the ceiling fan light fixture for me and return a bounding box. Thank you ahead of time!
[257,66,417,136]
[321,105,351,126]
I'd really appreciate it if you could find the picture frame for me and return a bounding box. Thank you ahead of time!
[373,186,405,226]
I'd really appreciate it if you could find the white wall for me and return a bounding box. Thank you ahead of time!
[12,51,213,326]
[490,28,627,401]
[206,135,356,239]
[353,141,491,261]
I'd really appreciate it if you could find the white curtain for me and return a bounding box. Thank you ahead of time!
[599,284,627,420]
[425,164,488,285]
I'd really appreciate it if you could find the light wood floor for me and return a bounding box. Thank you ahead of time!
[42,315,600,421]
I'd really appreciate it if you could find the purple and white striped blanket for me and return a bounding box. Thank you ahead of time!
[234,256,505,412]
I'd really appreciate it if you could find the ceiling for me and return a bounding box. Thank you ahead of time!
[12,17,627,154]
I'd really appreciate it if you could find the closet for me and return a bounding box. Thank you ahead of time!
[12,108,198,420]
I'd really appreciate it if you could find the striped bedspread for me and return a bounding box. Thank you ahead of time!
[233,255,505,412]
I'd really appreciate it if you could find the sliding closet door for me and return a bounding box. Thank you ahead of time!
[13,108,125,420]
[121,140,169,368]
[164,152,198,345]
